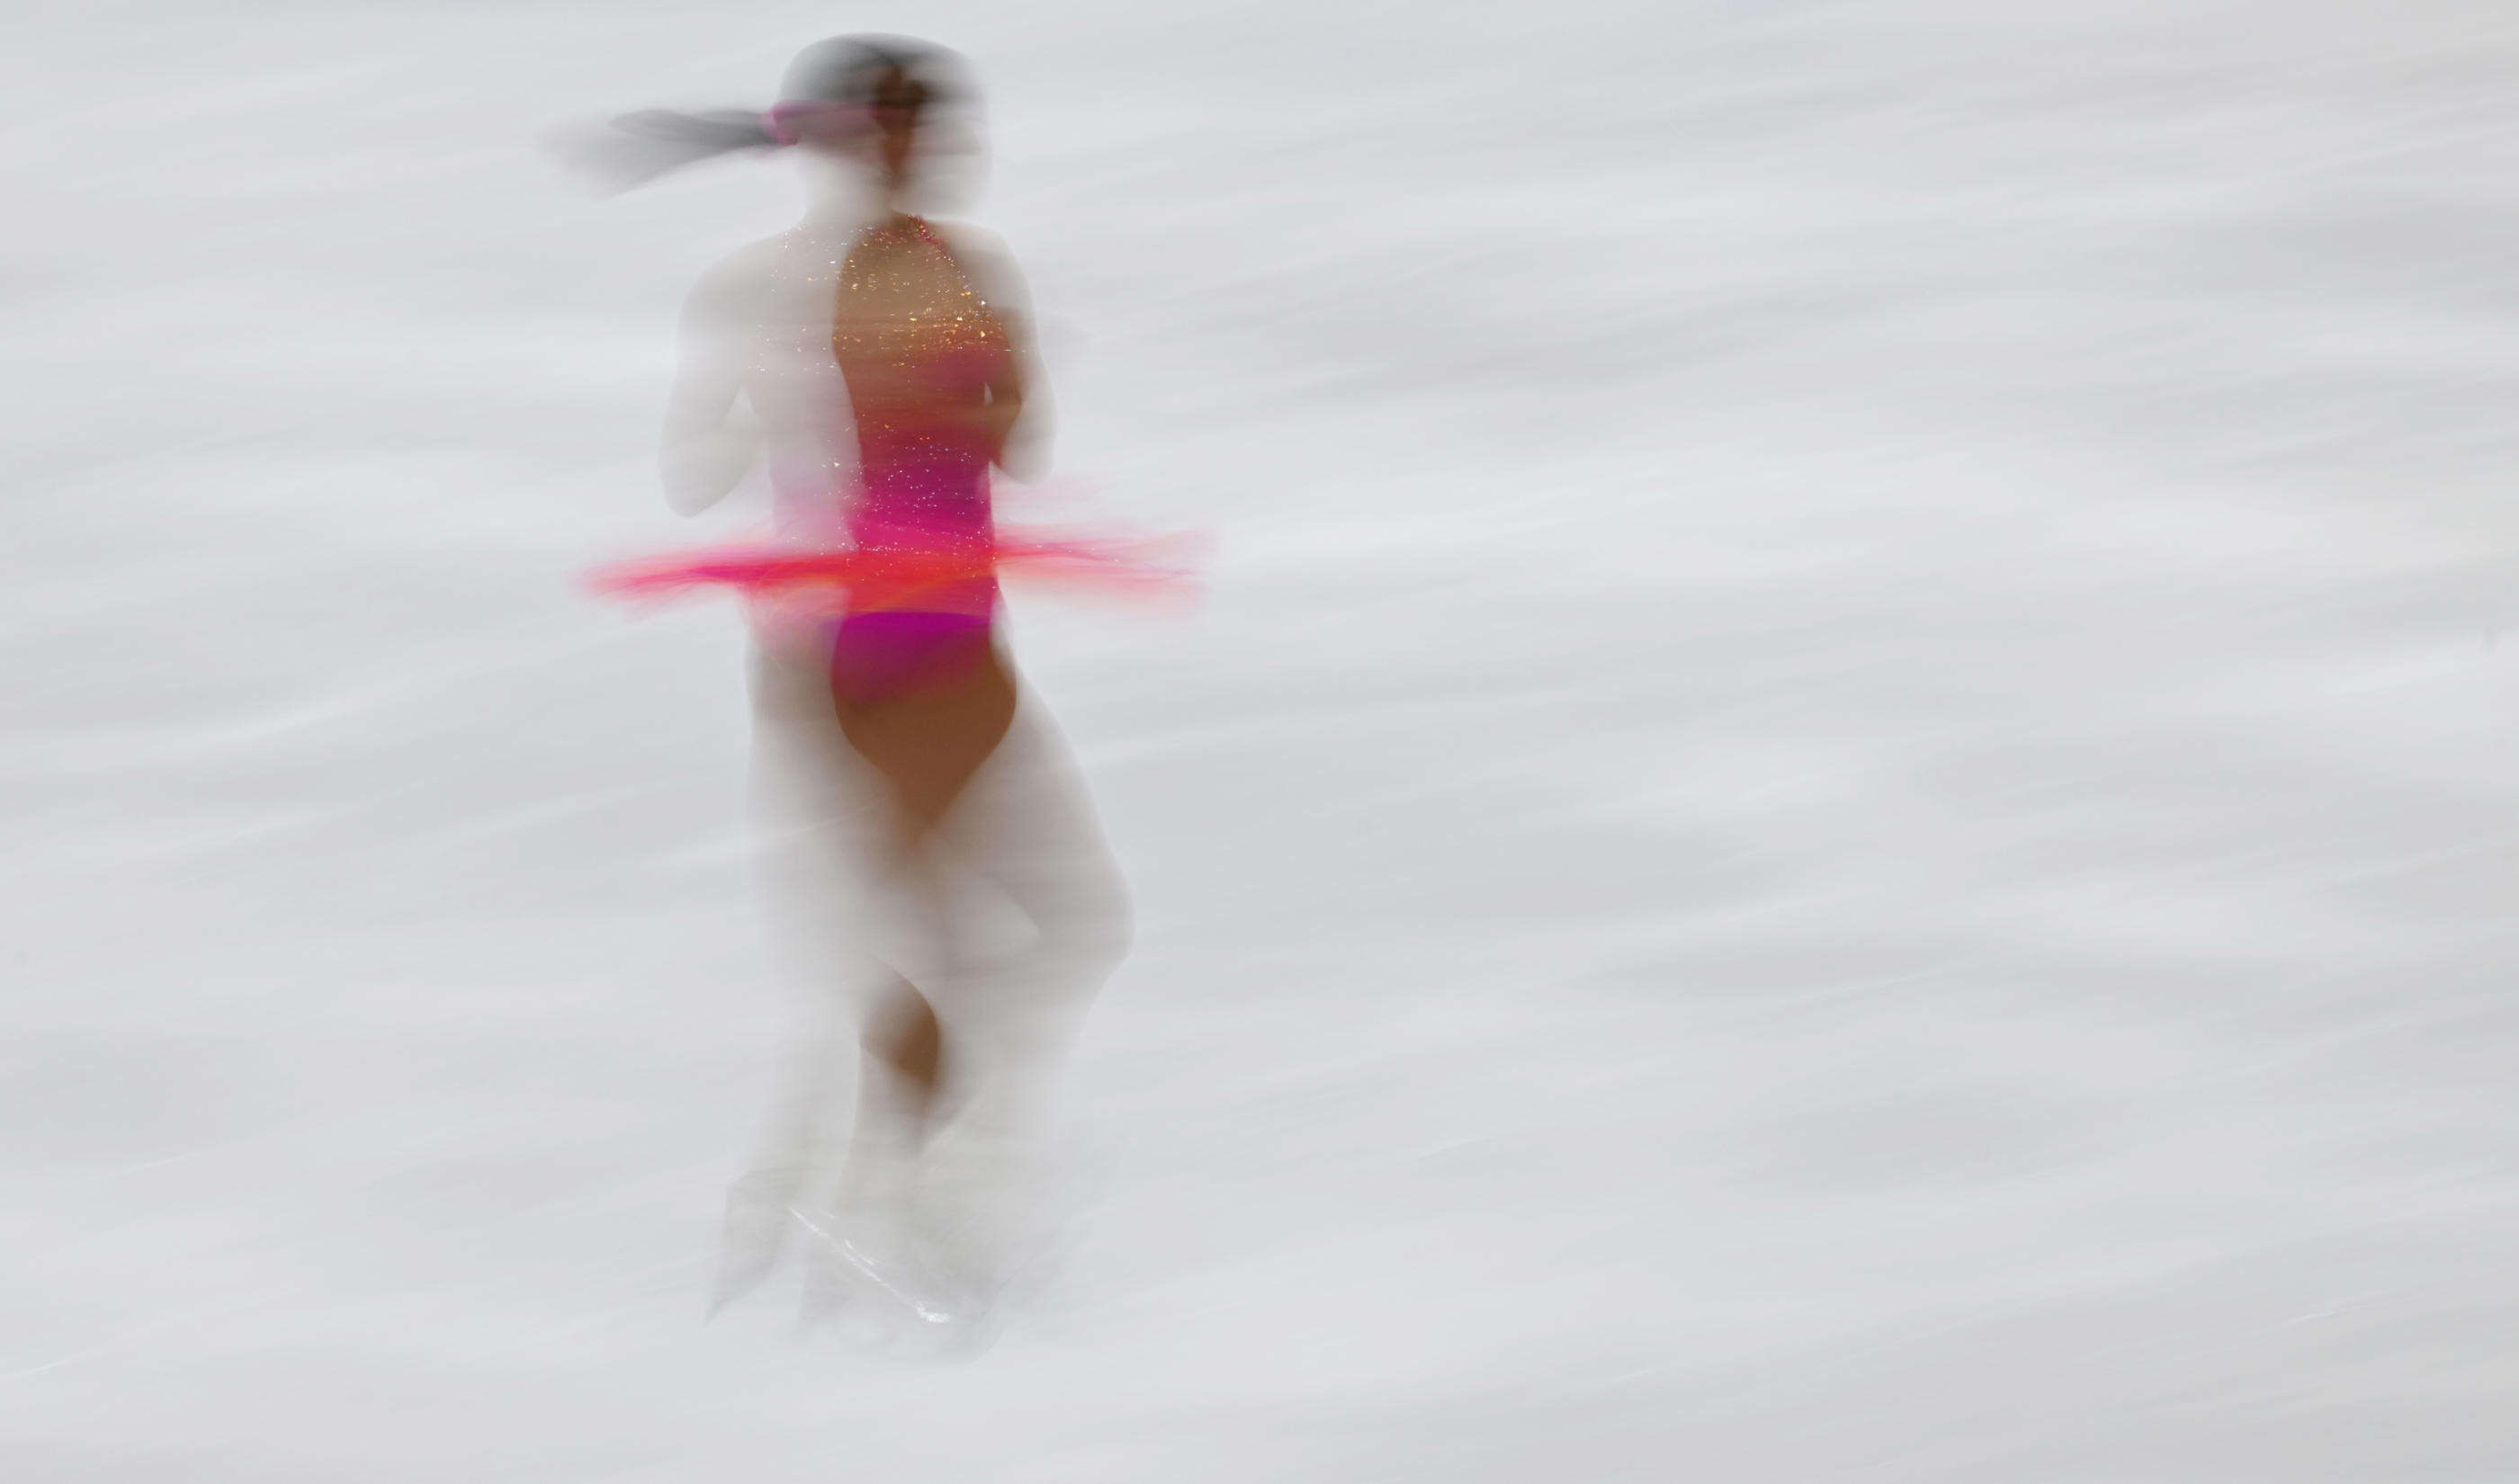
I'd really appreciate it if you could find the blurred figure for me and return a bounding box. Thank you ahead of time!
[576,37,1132,1345]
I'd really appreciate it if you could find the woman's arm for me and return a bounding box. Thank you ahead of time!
[937,223,1053,482]
[659,248,771,515]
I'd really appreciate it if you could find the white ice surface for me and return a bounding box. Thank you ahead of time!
[4,2,2517,1479]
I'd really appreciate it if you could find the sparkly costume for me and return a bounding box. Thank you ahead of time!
[828,215,1003,700]
[593,215,1188,698]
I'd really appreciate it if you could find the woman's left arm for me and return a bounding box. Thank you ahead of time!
[940,224,1053,481]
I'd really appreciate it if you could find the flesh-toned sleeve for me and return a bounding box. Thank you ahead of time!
[659,245,773,514]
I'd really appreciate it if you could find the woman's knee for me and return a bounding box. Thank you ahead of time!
[862,984,944,1082]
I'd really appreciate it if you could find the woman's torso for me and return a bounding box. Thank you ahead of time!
[741,217,1013,642]
[739,216,1011,534]
[830,217,1009,544]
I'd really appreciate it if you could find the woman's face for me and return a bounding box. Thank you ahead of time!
[865,67,929,188]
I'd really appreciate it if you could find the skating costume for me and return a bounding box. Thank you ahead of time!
[592,217,1188,693]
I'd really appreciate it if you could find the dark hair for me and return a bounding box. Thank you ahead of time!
[552,34,974,194]
[779,34,968,112]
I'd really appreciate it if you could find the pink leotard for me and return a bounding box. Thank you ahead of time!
[825,217,1010,702]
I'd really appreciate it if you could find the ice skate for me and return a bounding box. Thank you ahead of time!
[791,1200,987,1354]
[707,1166,804,1319]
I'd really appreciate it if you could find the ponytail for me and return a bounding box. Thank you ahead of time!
[550,34,970,195]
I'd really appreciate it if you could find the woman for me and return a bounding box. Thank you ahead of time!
[585,37,1134,1338]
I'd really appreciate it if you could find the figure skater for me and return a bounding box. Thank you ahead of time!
[569,36,1148,1342]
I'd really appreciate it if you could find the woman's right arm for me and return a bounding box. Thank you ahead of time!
[659,252,767,515]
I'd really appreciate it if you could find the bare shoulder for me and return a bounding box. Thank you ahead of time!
[925,219,1032,305]
[923,217,1011,259]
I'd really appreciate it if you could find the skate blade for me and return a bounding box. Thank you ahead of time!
[788,1204,973,1332]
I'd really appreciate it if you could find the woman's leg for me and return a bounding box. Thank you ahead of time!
[828,973,944,1213]
[722,641,896,1310]
[928,700,1132,1127]
[816,637,1018,1255]
[904,702,1134,1289]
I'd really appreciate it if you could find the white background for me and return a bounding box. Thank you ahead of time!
[4,1,2516,1478]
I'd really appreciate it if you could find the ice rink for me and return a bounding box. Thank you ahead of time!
[5,1,2516,1478]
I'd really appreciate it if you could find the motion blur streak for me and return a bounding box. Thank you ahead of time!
[4,2,2516,1480]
